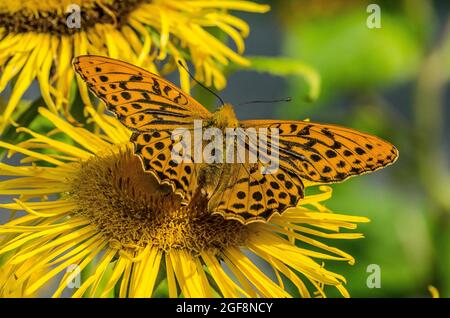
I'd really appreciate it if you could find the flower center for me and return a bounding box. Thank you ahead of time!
[68,145,249,254]
[0,0,149,34]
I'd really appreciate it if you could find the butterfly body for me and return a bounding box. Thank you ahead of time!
[73,55,398,224]
[211,104,240,129]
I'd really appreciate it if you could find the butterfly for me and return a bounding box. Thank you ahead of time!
[73,55,398,224]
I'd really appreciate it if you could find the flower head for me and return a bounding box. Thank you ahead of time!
[0,0,269,132]
[0,108,369,298]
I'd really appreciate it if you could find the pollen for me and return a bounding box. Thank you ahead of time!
[68,145,248,254]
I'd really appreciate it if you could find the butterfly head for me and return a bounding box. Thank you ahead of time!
[212,103,239,129]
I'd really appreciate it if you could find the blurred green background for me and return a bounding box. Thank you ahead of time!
[213,0,450,297]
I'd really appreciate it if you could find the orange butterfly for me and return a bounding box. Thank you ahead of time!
[73,55,398,224]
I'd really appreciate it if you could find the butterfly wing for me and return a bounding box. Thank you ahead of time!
[73,55,212,131]
[209,119,398,224]
[208,161,304,224]
[132,129,200,204]
[74,55,213,202]
[240,120,399,183]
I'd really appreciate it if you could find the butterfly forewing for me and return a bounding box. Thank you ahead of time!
[73,55,212,131]
[240,120,399,184]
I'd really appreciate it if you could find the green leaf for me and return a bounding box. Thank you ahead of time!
[236,56,321,102]
[0,97,43,156]
[82,260,115,298]
[284,9,422,96]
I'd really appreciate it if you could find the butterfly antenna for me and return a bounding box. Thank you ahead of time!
[239,97,292,106]
[177,60,225,106]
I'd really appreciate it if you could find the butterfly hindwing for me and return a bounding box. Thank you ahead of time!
[132,129,199,204]
[207,132,304,224]
[208,162,304,224]
[73,55,212,131]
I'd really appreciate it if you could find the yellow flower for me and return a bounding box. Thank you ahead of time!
[0,108,369,298]
[428,285,440,298]
[0,0,269,133]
